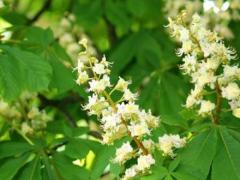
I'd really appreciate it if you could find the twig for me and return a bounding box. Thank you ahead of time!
[39,94,83,127]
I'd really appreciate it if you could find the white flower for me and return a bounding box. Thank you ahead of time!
[60,17,71,29]
[123,166,138,179]
[102,124,127,144]
[92,63,106,75]
[141,110,159,129]
[113,142,134,164]
[158,134,186,157]
[128,123,150,137]
[59,33,74,46]
[179,27,190,42]
[76,71,89,84]
[83,94,108,115]
[233,108,240,118]
[117,102,140,119]
[27,107,40,119]
[115,77,130,91]
[136,154,155,171]
[88,75,111,93]
[79,38,88,49]
[185,85,203,108]
[180,54,197,74]
[123,89,138,102]
[21,122,33,135]
[67,43,81,57]
[101,113,121,130]
[223,65,240,79]
[198,100,215,115]
[77,53,89,64]
[222,82,240,100]
[142,139,155,151]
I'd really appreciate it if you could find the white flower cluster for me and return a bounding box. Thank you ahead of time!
[121,154,155,180]
[75,39,187,179]
[75,39,159,145]
[168,12,240,119]
[158,134,186,157]
[55,14,96,64]
[0,92,51,135]
[164,0,240,39]
[75,39,160,179]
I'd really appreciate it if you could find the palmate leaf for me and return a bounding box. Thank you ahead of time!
[105,0,132,35]
[0,153,30,180]
[0,138,94,180]
[0,141,34,159]
[177,128,218,180]
[110,30,162,80]
[0,45,52,101]
[18,156,42,180]
[139,72,188,128]
[53,153,89,180]
[211,127,240,180]
[90,143,115,179]
[23,27,75,93]
[174,126,240,180]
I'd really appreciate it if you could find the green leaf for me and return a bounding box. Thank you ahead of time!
[0,141,33,159]
[0,46,52,100]
[53,153,89,180]
[90,144,115,179]
[139,72,187,128]
[0,153,30,180]
[42,153,56,180]
[16,27,75,94]
[105,0,132,35]
[45,51,75,93]
[141,166,168,180]
[212,127,240,180]
[18,157,41,180]
[178,128,218,180]
[64,139,90,159]
[73,0,102,28]
[0,54,22,100]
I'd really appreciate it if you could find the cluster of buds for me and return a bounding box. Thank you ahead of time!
[167,11,240,120]
[75,39,186,179]
[0,92,51,135]
[0,0,4,8]
[165,0,240,39]
[55,13,96,64]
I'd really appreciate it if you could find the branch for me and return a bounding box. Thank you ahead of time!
[39,94,83,127]
[27,0,52,25]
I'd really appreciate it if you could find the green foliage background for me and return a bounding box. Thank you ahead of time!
[0,0,240,180]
